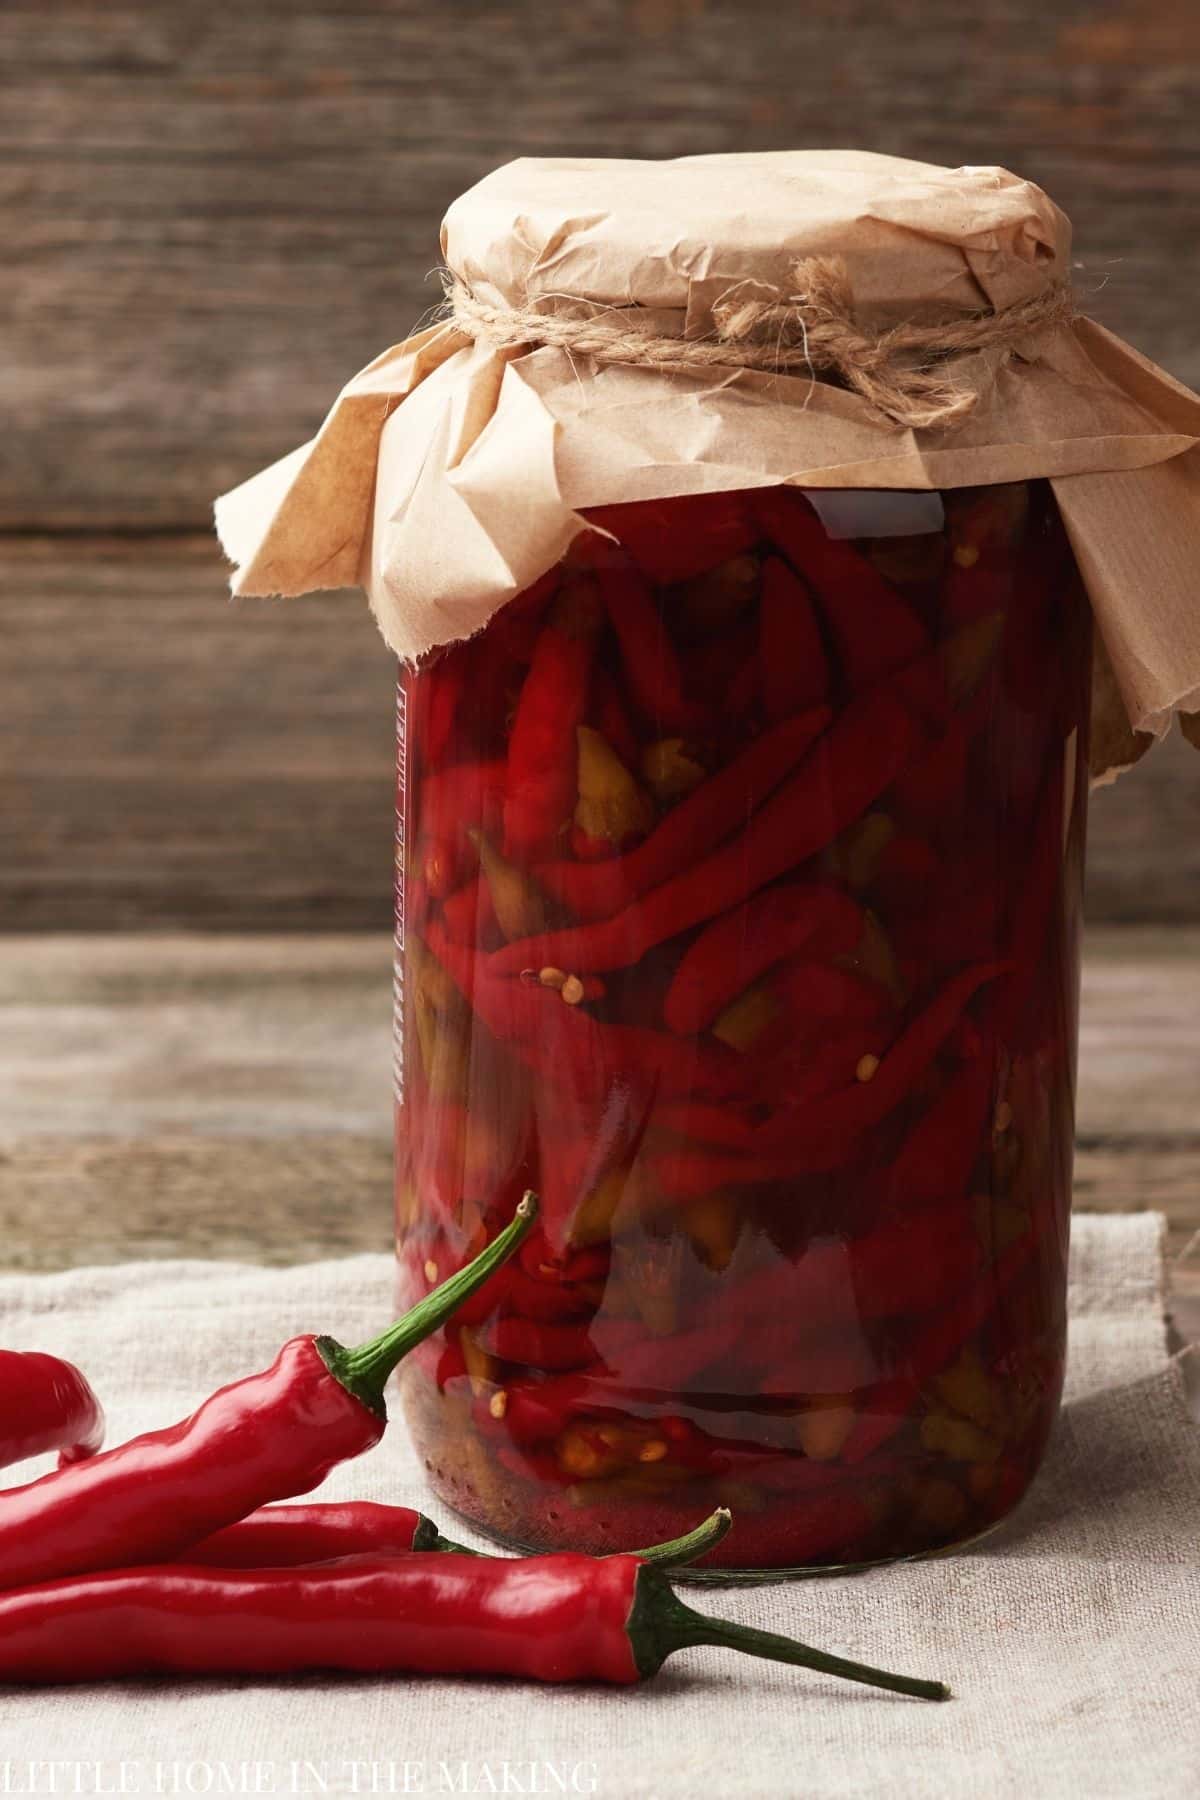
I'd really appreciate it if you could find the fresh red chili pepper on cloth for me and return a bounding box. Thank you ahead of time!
[184,1501,731,1572]
[184,1502,461,1565]
[0,1550,948,1697]
[0,1352,105,1470]
[0,1199,536,1591]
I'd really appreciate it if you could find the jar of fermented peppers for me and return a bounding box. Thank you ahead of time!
[394,477,1091,1569]
[219,150,1198,1572]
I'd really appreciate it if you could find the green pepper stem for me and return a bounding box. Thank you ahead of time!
[318,1193,537,1417]
[631,1572,950,1701]
[410,1515,482,1557]
[631,1508,732,1570]
[427,1530,482,1555]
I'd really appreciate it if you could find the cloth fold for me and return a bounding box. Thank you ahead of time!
[0,1213,1195,1799]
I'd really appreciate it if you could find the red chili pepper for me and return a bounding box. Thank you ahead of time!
[494,1441,573,1486]
[591,667,641,769]
[487,1313,747,1400]
[753,962,1005,1157]
[664,882,864,1035]
[758,555,829,721]
[0,1200,535,1591]
[415,648,470,770]
[500,1266,602,1324]
[418,758,507,827]
[440,588,571,768]
[880,1050,996,1207]
[184,1500,731,1572]
[434,1336,469,1392]
[645,1143,798,1199]
[492,1384,741,1476]
[413,1238,602,1331]
[693,1201,982,1357]
[482,1373,604,1446]
[427,925,749,1105]
[870,835,940,913]
[755,1017,892,1109]
[518,1235,610,1286]
[535,1127,618,1254]
[418,760,508,893]
[649,1101,759,1148]
[439,878,498,945]
[744,1332,881,1397]
[842,1230,1038,1465]
[417,760,508,899]
[581,491,759,585]
[597,564,696,732]
[606,1317,749,1389]
[503,579,602,859]
[752,489,928,689]
[486,566,562,664]
[490,689,915,977]
[726,646,761,718]
[0,1550,948,1696]
[774,960,893,1028]
[848,1201,984,1323]
[890,715,970,833]
[523,967,607,1006]
[891,860,1003,965]
[0,1353,105,1471]
[533,704,830,923]
[184,1502,457,1565]
[679,621,758,718]
[476,1317,599,1372]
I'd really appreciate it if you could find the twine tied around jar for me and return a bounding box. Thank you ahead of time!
[446,255,1075,432]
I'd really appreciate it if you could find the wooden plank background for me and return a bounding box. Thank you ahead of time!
[3,0,1198,929]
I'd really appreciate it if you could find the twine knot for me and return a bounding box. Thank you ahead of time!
[446,255,1074,432]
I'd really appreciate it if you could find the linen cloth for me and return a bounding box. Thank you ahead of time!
[0,1214,1195,1800]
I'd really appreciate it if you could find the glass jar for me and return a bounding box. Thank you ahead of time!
[393,478,1090,1571]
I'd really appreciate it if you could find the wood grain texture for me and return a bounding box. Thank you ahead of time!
[3,0,1199,530]
[0,930,1195,1357]
[1,538,394,929]
[3,1,1198,926]
[3,535,1198,929]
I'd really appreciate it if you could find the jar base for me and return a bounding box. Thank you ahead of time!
[439,1496,1017,1586]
